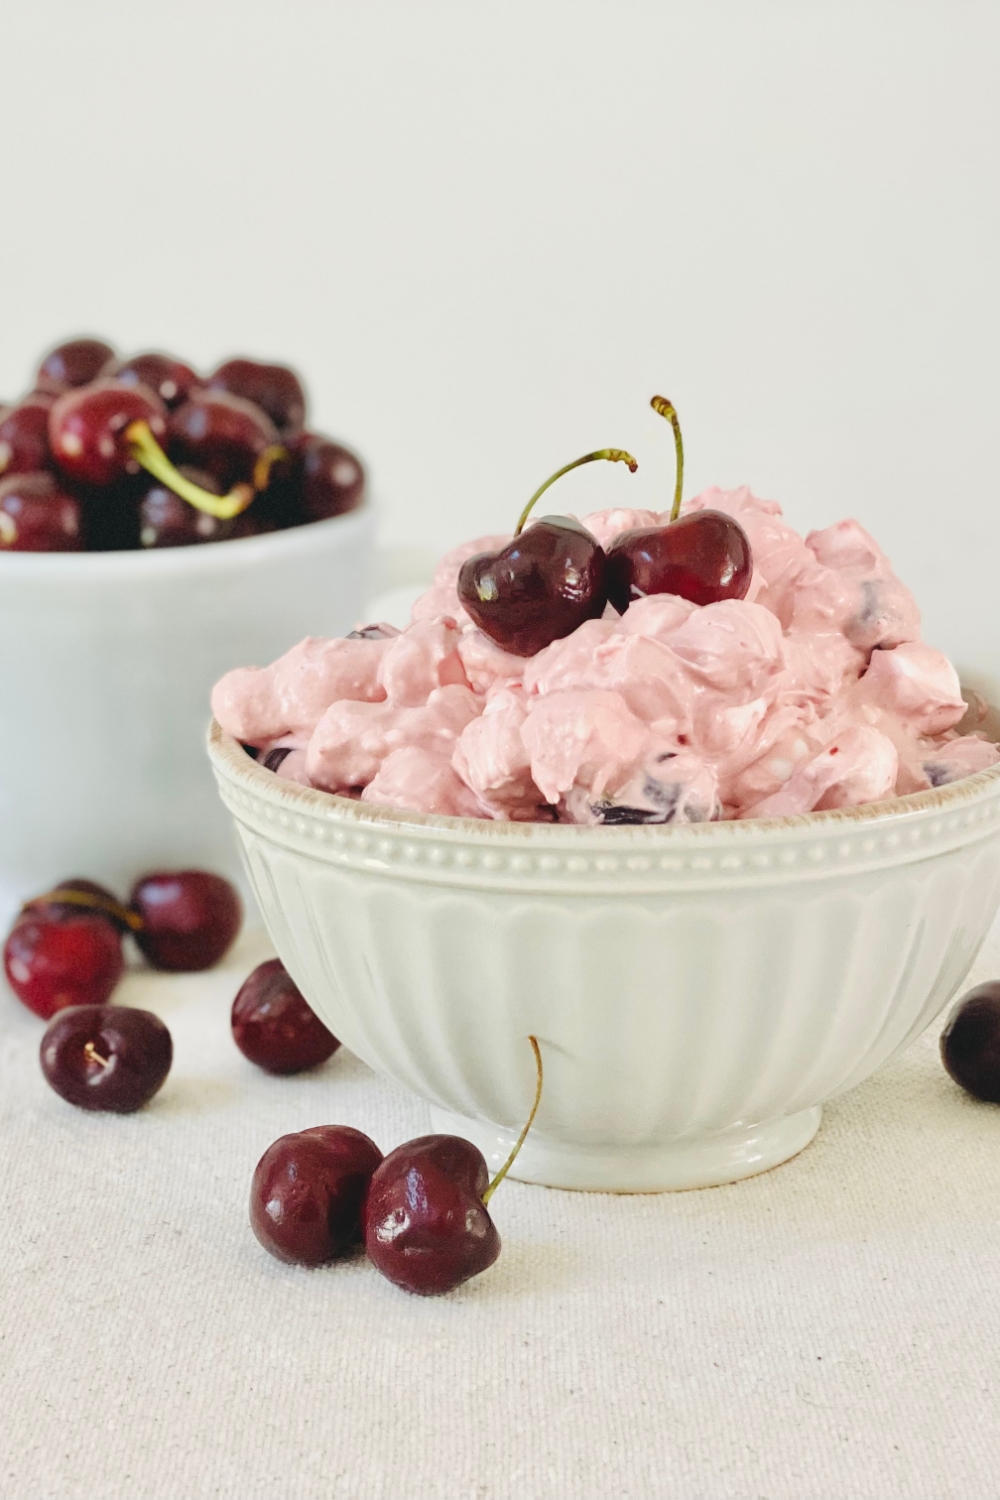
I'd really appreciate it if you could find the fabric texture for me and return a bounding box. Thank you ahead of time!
[3,920,1000,1500]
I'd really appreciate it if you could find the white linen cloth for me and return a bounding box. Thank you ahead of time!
[3,919,1000,1500]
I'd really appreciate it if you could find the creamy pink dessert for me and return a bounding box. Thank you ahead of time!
[213,488,999,823]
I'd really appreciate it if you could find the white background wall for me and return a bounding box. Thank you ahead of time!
[2,1,998,688]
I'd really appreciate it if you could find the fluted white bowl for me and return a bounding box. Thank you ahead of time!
[209,710,1000,1191]
[0,506,375,926]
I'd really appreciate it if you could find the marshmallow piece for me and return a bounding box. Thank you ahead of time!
[520,689,652,806]
[667,599,787,695]
[361,747,483,817]
[307,684,481,792]
[211,634,390,744]
[743,726,898,818]
[453,687,541,819]
[857,642,965,737]
[457,628,525,695]
[377,616,470,706]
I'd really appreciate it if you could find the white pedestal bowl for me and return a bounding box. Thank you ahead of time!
[209,717,1000,1191]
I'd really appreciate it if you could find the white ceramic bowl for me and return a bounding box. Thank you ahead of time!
[209,711,1000,1192]
[0,508,375,925]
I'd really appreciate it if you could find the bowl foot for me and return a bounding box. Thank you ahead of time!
[427,1104,822,1192]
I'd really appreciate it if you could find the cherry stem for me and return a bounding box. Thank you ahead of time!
[25,888,144,932]
[83,1040,111,1069]
[126,421,258,521]
[513,450,638,536]
[650,396,684,522]
[481,1036,543,1206]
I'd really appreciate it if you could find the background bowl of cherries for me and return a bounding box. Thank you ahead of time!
[0,337,376,924]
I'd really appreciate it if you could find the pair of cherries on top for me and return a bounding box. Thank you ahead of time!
[457,397,753,657]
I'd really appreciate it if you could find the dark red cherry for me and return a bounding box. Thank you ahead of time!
[48,379,167,487]
[0,472,84,552]
[209,358,306,438]
[364,1135,501,1296]
[24,878,134,934]
[0,394,55,478]
[168,391,280,488]
[606,510,753,613]
[941,983,1000,1103]
[299,436,365,520]
[35,338,116,395]
[108,352,200,410]
[139,466,227,547]
[251,1126,383,1265]
[40,1004,171,1112]
[4,911,124,1019]
[458,517,608,657]
[129,870,242,972]
[231,958,340,1074]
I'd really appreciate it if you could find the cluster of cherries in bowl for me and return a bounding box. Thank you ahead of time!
[0,337,365,552]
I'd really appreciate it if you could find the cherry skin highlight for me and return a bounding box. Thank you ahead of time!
[209,358,306,438]
[35,338,116,395]
[48,380,168,487]
[363,1134,501,1295]
[941,983,1000,1103]
[606,510,753,613]
[108,352,200,410]
[40,1004,172,1112]
[232,958,340,1074]
[4,912,124,1019]
[250,1126,383,1264]
[129,870,242,972]
[0,472,83,552]
[0,395,56,477]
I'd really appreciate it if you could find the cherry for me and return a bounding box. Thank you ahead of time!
[0,394,55,477]
[209,358,306,438]
[941,983,1000,1103]
[232,958,340,1074]
[607,511,752,611]
[35,337,116,395]
[250,1126,383,1265]
[24,878,138,935]
[107,352,200,409]
[49,379,168,486]
[129,870,242,972]
[138,466,257,548]
[457,450,636,658]
[299,436,365,521]
[168,390,282,489]
[605,397,752,613]
[50,381,259,524]
[40,1004,172,1112]
[0,472,84,552]
[4,911,124,1019]
[364,1037,542,1296]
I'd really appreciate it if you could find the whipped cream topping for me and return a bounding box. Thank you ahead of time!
[213,487,998,823]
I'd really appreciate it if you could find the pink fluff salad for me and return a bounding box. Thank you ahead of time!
[211,487,999,824]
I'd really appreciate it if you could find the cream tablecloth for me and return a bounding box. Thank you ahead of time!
[3,918,1000,1500]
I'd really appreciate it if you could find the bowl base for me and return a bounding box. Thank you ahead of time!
[427,1104,822,1192]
